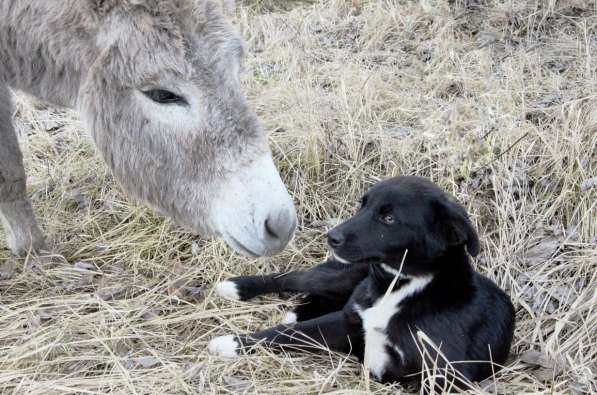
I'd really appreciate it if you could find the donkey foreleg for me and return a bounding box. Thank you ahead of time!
[0,84,46,256]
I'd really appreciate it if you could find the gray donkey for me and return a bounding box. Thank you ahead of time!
[0,0,296,257]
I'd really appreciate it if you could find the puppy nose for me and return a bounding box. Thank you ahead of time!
[327,229,345,248]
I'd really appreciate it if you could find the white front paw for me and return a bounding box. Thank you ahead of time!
[280,311,297,324]
[215,280,240,300]
[208,335,240,358]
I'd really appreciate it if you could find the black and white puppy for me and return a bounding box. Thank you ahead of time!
[208,176,515,388]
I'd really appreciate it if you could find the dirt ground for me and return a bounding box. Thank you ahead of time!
[1,0,595,393]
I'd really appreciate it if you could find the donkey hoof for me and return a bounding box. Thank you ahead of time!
[215,280,240,300]
[208,335,240,358]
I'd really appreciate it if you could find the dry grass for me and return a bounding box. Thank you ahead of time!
[1,0,596,393]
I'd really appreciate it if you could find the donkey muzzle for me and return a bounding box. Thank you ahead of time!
[214,154,296,257]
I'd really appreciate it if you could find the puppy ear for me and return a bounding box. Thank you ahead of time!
[436,198,480,257]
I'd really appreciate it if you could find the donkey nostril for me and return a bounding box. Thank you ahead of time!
[327,230,344,248]
[264,212,296,245]
[264,219,279,239]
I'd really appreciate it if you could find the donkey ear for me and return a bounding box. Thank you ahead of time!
[435,198,480,257]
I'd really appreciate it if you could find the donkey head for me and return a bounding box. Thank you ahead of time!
[79,0,296,256]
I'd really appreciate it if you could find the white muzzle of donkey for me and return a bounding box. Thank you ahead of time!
[214,154,296,256]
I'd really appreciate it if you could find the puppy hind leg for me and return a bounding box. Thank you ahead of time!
[209,310,363,358]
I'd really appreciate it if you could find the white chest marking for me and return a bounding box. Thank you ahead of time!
[358,275,433,380]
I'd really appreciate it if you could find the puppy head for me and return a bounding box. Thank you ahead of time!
[327,176,479,275]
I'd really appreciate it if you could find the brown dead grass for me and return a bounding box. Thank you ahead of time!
[1,0,596,393]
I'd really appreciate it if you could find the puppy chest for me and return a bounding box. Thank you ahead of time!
[357,275,433,380]
[357,296,403,380]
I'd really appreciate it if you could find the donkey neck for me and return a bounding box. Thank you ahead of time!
[0,1,98,107]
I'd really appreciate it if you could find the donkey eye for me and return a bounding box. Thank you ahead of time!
[142,89,187,105]
[381,214,395,224]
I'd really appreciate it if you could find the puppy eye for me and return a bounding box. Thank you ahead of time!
[142,89,188,105]
[381,214,395,224]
